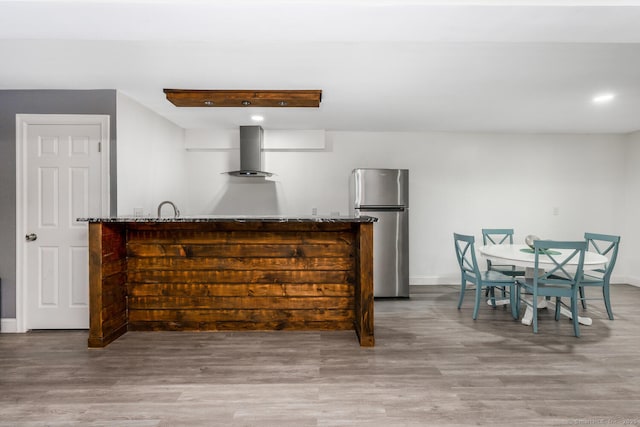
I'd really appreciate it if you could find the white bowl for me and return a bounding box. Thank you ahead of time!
[525,234,540,250]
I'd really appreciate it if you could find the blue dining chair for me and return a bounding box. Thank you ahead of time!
[481,228,526,278]
[454,233,519,320]
[580,232,621,320]
[517,240,587,337]
[481,228,525,303]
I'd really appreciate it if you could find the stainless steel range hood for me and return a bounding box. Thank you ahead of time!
[226,125,273,177]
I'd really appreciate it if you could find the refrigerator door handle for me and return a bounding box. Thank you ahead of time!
[357,206,406,212]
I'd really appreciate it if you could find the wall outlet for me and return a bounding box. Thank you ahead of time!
[311,207,318,215]
[553,207,560,216]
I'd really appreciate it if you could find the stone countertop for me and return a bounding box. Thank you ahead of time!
[78,215,378,223]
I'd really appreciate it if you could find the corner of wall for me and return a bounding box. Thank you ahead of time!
[116,93,187,216]
[0,318,18,333]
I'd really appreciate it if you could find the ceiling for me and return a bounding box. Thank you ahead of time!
[2,0,640,134]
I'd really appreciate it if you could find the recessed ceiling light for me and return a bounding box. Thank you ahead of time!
[251,115,264,122]
[592,92,616,104]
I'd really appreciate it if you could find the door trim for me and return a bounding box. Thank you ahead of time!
[15,114,110,332]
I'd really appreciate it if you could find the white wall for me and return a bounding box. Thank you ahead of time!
[184,131,628,285]
[116,92,186,216]
[621,131,640,285]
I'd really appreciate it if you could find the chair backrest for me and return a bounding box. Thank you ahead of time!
[454,233,480,279]
[533,240,587,288]
[482,228,515,245]
[584,232,621,278]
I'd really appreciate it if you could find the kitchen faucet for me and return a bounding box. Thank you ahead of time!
[157,200,180,218]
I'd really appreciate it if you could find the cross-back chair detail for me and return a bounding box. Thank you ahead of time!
[454,233,518,321]
[517,240,587,337]
[581,232,621,320]
[482,228,515,245]
[481,228,525,278]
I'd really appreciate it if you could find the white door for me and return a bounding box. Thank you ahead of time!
[19,117,108,329]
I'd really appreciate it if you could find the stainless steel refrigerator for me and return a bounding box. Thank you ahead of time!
[350,168,409,298]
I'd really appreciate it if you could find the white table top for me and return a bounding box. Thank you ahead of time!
[478,244,607,271]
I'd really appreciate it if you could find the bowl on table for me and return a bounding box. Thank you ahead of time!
[525,234,540,250]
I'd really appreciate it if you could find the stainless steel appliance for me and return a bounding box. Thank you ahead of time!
[225,126,274,177]
[350,168,409,298]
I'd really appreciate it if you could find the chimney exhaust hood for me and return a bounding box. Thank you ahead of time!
[226,126,273,177]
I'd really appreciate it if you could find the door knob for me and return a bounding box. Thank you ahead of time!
[25,233,38,242]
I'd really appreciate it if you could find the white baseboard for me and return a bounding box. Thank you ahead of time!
[410,276,458,285]
[1,318,18,333]
[615,276,640,287]
[2,277,636,332]
[412,275,640,288]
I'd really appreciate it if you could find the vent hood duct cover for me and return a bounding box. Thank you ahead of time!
[226,126,273,177]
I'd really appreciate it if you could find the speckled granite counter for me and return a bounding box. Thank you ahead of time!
[84,216,375,348]
[81,215,377,223]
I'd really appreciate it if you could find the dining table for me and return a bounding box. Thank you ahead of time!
[478,244,608,326]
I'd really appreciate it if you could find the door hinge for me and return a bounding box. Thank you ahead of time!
[98,141,102,152]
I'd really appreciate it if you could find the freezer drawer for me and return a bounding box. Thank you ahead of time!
[359,208,409,297]
[352,168,409,208]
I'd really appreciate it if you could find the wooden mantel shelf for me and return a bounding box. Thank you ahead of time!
[163,89,322,108]
[85,217,374,348]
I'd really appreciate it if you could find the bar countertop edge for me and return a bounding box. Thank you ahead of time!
[78,215,378,223]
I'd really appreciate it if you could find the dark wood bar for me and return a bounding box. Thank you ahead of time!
[85,217,376,348]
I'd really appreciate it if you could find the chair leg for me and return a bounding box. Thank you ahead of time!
[571,294,581,337]
[579,286,587,309]
[554,297,562,321]
[473,284,482,320]
[532,293,538,334]
[510,285,519,320]
[488,287,497,308]
[603,284,614,320]
[457,278,466,309]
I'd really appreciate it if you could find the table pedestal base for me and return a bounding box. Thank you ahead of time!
[486,297,593,326]
[520,298,592,326]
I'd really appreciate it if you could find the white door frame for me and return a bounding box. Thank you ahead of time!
[15,114,111,332]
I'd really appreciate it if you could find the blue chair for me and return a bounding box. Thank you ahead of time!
[580,232,620,320]
[481,228,526,278]
[481,228,525,303]
[517,240,587,337]
[454,233,518,320]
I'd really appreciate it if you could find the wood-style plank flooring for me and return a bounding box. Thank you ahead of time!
[2,284,640,426]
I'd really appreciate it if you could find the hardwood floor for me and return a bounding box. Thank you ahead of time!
[2,284,640,426]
